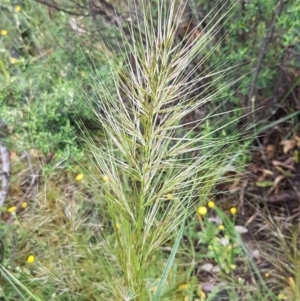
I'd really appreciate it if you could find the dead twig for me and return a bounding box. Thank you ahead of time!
[0,144,11,207]
[256,192,299,203]
[34,0,90,16]
[247,0,285,119]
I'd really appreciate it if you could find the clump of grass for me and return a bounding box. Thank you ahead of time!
[249,206,300,301]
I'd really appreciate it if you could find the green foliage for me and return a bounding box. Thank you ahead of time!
[198,0,300,98]
[0,1,108,158]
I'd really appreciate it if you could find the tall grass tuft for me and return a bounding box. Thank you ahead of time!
[81,1,246,300]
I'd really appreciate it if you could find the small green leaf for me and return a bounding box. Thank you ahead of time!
[256,181,273,187]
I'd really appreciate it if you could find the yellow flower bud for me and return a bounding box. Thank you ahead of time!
[102,175,109,182]
[218,224,224,231]
[7,206,16,213]
[75,173,84,181]
[208,200,215,208]
[265,272,270,278]
[230,207,237,215]
[27,255,35,264]
[166,193,172,200]
[197,206,207,216]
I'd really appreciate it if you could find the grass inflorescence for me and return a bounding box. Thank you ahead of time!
[78,1,247,300]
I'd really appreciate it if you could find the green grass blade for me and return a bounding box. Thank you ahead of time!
[152,208,187,301]
[0,265,44,301]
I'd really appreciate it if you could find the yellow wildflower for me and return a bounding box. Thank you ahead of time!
[21,202,27,209]
[230,264,237,270]
[10,57,17,64]
[27,254,35,264]
[218,224,225,231]
[197,206,207,216]
[15,5,21,12]
[1,30,8,36]
[265,272,270,278]
[177,283,190,291]
[115,223,120,230]
[208,200,215,208]
[230,207,237,215]
[7,206,16,213]
[102,175,109,182]
[277,293,287,300]
[166,193,172,200]
[199,291,206,300]
[196,287,206,300]
[75,173,84,181]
